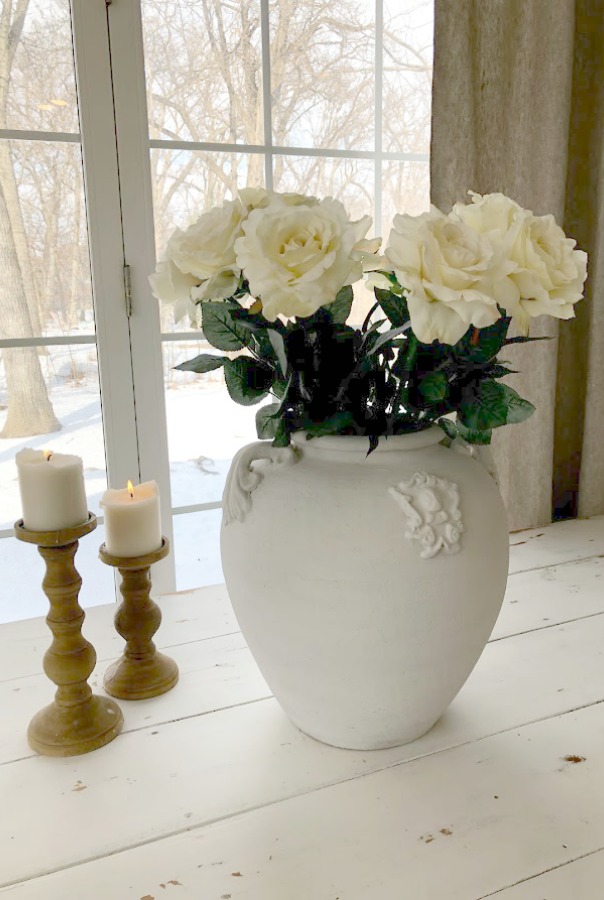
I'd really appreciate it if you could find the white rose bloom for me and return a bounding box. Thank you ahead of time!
[234,197,371,321]
[238,188,318,214]
[385,207,502,345]
[352,237,394,274]
[453,192,588,333]
[452,191,523,236]
[148,258,199,323]
[502,213,587,333]
[165,199,245,301]
[366,271,394,292]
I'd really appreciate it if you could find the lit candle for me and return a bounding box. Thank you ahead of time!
[100,480,162,557]
[15,448,89,532]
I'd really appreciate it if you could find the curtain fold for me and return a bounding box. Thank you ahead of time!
[430,0,604,530]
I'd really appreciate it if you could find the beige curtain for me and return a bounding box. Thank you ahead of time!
[430,0,604,530]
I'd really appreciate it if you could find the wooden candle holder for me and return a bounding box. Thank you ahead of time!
[98,538,178,700]
[14,515,123,757]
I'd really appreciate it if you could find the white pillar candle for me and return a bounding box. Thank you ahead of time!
[16,448,89,532]
[100,480,162,558]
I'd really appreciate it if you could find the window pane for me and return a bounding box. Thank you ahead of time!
[383,0,434,154]
[0,140,94,338]
[0,343,107,530]
[163,341,271,509]
[0,520,114,625]
[142,0,263,145]
[172,509,223,591]
[3,0,79,133]
[382,160,430,234]
[273,154,374,224]
[270,0,375,151]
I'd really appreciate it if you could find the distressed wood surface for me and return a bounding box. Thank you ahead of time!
[2,704,603,899]
[1,515,604,897]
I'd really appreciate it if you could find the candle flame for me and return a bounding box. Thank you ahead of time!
[127,479,134,498]
[43,450,53,461]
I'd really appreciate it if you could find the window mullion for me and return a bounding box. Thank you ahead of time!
[105,0,175,593]
[260,0,274,189]
[375,0,383,238]
[70,0,140,496]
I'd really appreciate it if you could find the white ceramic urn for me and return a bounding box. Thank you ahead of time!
[220,426,509,750]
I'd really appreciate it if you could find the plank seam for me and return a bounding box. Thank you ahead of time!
[476,843,604,897]
[2,699,604,888]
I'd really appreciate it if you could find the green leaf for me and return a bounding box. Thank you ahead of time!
[303,411,355,437]
[438,417,493,445]
[369,323,411,355]
[465,317,510,360]
[460,380,509,430]
[223,357,274,406]
[255,402,281,439]
[267,329,288,376]
[201,302,250,351]
[504,335,553,345]
[438,418,458,441]
[487,364,517,378]
[175,354,225,374]
[366,434,380,457]
[456,422,493,445]
[374,288,409,327]
[272,378,289,399]
[500,384,536,424]
[460,379,535,431]
[418,370,449,403]
[271,418,290,447]
[325,285,354,324]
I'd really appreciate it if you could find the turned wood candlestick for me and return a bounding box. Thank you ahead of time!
[98,538,178,700]
[14,515,123,757]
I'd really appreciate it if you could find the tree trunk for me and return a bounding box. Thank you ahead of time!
[0,142,42,335]
[0,182,60,437]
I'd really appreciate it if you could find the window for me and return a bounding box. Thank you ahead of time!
[0,0,433,621]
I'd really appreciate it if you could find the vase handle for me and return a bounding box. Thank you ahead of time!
[451,437,499,484]
[222,441,299,526]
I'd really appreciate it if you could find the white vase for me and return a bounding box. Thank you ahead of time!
[220,426,509,750]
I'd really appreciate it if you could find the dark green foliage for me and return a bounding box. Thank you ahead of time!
[175,354,225,374]
[177,291,536,449]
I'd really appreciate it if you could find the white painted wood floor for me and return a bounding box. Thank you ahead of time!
[1,516,604,899]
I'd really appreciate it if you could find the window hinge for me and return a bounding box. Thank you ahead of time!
[123,264,133,318]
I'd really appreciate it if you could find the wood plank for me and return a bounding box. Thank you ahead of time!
[492,554,604,640]
[480,847,604,897]
[0,632,270,765]
[0,585,238,683]
[2,613,604,885]
[3,701,604,899]
[509,514,604,574]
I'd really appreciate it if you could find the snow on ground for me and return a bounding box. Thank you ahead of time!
[0,345,265,622]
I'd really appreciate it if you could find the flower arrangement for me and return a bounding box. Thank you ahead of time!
[150,189,587,451]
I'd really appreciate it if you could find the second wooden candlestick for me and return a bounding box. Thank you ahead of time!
[99,538,179,700]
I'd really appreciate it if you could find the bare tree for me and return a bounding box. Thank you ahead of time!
[0,0,59,436]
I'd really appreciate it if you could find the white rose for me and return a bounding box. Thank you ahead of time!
[148,258,199,323]
[238,187,317,213]
[452,191,523,235]
[385,207,502,345]
[234,197,371,321]
[453,192,588,332]
[165,199,245,301]
[502,213,587,332]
